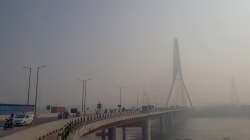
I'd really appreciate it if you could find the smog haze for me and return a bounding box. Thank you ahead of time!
[1,0,250,109]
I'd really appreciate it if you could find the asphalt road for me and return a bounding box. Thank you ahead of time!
[0,117,57,137]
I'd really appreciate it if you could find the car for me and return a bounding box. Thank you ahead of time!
[13,113,34,126]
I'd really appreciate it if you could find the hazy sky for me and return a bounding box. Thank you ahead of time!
[1,0,250,109]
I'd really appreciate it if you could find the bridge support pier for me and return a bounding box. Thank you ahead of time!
[142,119,151,140]
[122,127,126,140]
[108,127,116,140]
[167,113,170,129]
[96,127,116,140]
[160,117,167,134]
[169,112,174,128]
[101,130,106,140]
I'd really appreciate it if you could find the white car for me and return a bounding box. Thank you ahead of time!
[13,113,34,126]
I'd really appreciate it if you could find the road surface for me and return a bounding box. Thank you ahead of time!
[0,117,57,137]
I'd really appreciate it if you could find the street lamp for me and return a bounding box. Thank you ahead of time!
[118,87,126,110]
[78,78,91,114]
[34,65,46,118]
[84,79,91,115]
[23,65,32,105]
[137,94,139,109]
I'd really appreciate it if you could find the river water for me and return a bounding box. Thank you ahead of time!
[166,117,250,140]
[81,117,250,140]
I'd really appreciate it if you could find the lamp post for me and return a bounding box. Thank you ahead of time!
[137,94,139,109]
[120,87,122,108]
[84,79,91,115]
[24,65,32,105]
[34,65,46,118]
[81,80,85,113]
[118,87,126,110]
[78,78,91,115]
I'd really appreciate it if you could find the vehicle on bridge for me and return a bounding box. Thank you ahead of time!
[141,105,155,113]
[13,113,34,126]
[57,111,69,119]
[50,106,66,113]
[0,104,34,129]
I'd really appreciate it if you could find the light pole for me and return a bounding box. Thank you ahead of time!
[84,79,91,115]
[81,80,85,113]
[137,94,139,109]
[78,78,91,115]
[118,87,126,110]
[34,65,46,118]
[120,87,122,108]
[24,65,32,105]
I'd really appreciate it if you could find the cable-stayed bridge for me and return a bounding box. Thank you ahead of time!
[2,39,192,140]
[167,38,193,107]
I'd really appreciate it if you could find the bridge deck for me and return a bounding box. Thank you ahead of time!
[1,109,184,140]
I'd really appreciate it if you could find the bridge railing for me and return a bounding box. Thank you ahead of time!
[1,107,187,140]
[37,108,174,140]
[37,109,142,140]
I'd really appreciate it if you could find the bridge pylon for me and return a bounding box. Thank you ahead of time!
[230,77,240,106]
[166,38,193,107]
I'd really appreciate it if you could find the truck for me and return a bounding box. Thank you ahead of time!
[51,106,66,113]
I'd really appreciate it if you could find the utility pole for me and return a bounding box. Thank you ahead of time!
[34,65,46,118]
[24,65,32,105]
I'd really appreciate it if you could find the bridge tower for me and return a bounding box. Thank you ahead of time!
[166,38,193,107]
[230,77,240,106]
